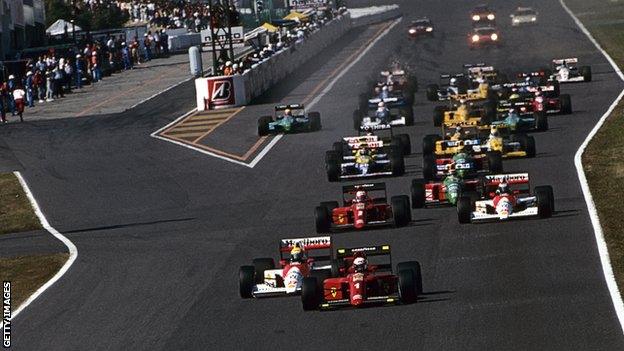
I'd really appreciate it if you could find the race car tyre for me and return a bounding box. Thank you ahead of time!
[482,102,496,125]
[332,142,344,157]
[308,112,321,131]
[560,94,572,115]
[330,259,344,278]
[423,154,437,181]
[422,134,442,155]
[257,116,271,136]
[457,196,473,224]
[390,153,406,176]
[462,191,480,206]
[301,277,321,311]
[535,185,555,218]
[433,106,447,127]
[540,68,553,83]
[497,73,510,84]
[391,195,411,227]
[520,134,537,158]
[403,105,415,126]
[552,80,561,96]
[310,269,331,286]
[325,151,341,182]
[315,206,331,233]
[353,110,363,131]
[534,111,548,131]
[426,84,439,101]
[397,269,417,304]
[487,151,503,173]
[397,134,412,155]
[252,258,275,284]
[396,261,423,295]
[320,201,339,213]
[239,265,255,298]
[411,179,426,208]
[580,65,592,82]
[457,77,470,94]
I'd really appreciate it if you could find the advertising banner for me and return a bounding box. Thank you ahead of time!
[201,26,245,50]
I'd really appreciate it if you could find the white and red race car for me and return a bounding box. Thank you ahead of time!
[239,236,332,298]
[552,58,591,83]
[457,173,554,223]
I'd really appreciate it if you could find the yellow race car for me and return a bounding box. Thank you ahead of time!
[432,99,496,127]
[422,125,536,159]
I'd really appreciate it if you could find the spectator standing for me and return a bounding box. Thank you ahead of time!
[75,54,84,89]
[12,85,25,122]
[143,33,152,62]
[0,81,7,123]
[45,70,54,101]
[121,42,132,70]
[64,58,73,93]
[153,31,161,57]
[91,52,101,82]
[7,75,16,115]
[160,30,169,56]
[24,71,34,107]
[34,70,45,102]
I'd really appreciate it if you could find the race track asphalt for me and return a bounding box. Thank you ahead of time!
[2,0,624,349]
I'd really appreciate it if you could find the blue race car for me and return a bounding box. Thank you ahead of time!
[257,104,321,136]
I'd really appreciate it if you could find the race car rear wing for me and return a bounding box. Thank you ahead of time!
[440,73,465,79]
[381,69,406,77]
[279,236,332,261]
[463,62,488,68]
[552,58,578,65]
[359,123,392,132]
[342,183,387,204]
[483,173,531,196]
[517,71,547,78]
[275,103,304,111]
[335,245,392,272]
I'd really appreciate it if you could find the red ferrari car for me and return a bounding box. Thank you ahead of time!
[301,245,423,310]
[314,183,411,233]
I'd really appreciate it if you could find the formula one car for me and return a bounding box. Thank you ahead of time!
[426,73,471,101]
[494,101,549,132]
[411,176,481,208]
[408,18,434,38]
[468,26,501,49]
[257,104,321,136]
[464,63,509,85]
[471,5,496,27]
[510,7,538,26]
[433,98,497,127]
[353,103,414,131]
[333,124,411,156]
[551,58,591,82]
[422,125,536,159]
[239,236,332,298]
[314,183,411,233]
[324,139,405,182]
[422,149,503,181]
[457,173,554,223]
[301,245,422,310]
[379,67,418,103]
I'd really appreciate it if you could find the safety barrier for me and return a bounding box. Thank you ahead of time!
[195,6,402,110]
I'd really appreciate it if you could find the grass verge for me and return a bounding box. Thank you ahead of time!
[0,173,42,235]
[564,0,624,294]
[0,253,69,309]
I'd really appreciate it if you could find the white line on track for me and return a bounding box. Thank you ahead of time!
[152,17,402,168]
[7,172,78,321]
[560,0,624,334]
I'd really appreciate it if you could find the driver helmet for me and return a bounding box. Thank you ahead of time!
[490,126,499,137]
[450,77,457,86]
[355,190,368,202]
[284,108,292,116]
[455,125,463,133]
[374,86,381,94]
[382,85,388,92]
[477,77,485,84]
[353,255,367,273]
[496,181,509,195]
[524,76,531,82]
[459,99,466,106]
[290,244,304,263]
[509,93,520,100]
[508,108,516,114]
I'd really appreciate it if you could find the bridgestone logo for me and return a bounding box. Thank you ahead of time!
[211,81,232,101]
[2,281,10,348]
